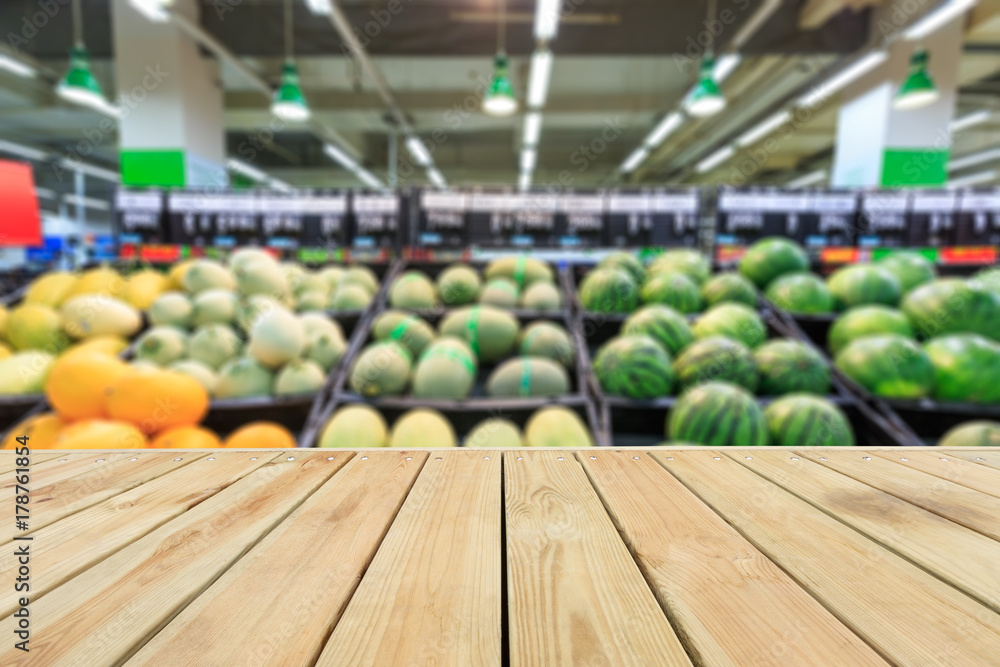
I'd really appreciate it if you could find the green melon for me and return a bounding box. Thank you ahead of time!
[519,321,574,367]
[389,408,456,448]
[668,382,768,446]
[168,359,218,394]
[349,342,412,397]
[318,405,388,448]
[938,421,1000,447]
[701,272,758,308]
[183,260,236,294]
[877,252,936,293]
[754,339,830,396]
[479,278,520,308]
[390,271,437,309]
[826,264,901,310]
[134,326,188,366]
[280,262,307,291]
[61,296,142,341]
[248,307,305,368]
[765,272,834,314]
[598,252,645,284]
[692,303,766,349]
[412,338,477,399]
[228,248,275,273]
[235,295,281,334]
[214,357,274,399]
[329,285,373,311]
[191,289,238,327]
[341,265,380,295]
[673,337,758,392]
[524,407,594,447]
[520,282,562,311]
[465,419,524,448]
[764,394,855,446]
[148,292,193,329]
[189,325,243,370]
[593,335,674,399]
[648,249,710,284]
[579,268,639,314]
[834,334,934,399]
[924,334,1000,404]
[738,237,810,288]
[437,264,481,306]
[640,272,702,313]
[234,256,288,300]
[304,331,347,372]
[970,267,1000,295]
[439,305,520,362]
[295,290,327,312]
[827,306,914,356]
[484,256,554,287]
[372,311,435,358]
[293,273,327,299]
[621,305,694,356]
[486,357,570,397]
[902,278,1000,342]
[274,359,326,396]
[0,351,55,395]
[299,312,343,341]
[318,266,346,292]
[6,304,69,353]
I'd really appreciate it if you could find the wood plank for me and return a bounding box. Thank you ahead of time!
[129,451,427,667]
[800,450,1000,541]
[873,450,1000,499]
[316,450,501,667]
[581,450,885,666]
[959,449,1000,471]
[0,451,272,618]
[0,451,349,666]
[0,452,140,495]
[653,450,1000,665]
[0,451,62,474]
[505,451,691,667]
[732,450,1000,613]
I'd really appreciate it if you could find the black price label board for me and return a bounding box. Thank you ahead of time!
[908,191,957,247]
[555,194,605,247]
[798,192,859,248]
[349,195,400,249]
[418,192,471,247]
[606,191,700,248]
[858,192,916,247]
[956,191,1000,246]
[716,192,810,247]
[467,193,560,249]
[115,190,166,245]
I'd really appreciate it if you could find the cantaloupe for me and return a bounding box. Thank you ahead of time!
[484,256,554,287]
[439,305,520,362]
[248,307,305,368]
[341,265,379,294]
[274,360,325,396]
[6,304,70,352]
[191,289,238,327]
[412,338,477,399]
[520,282,562,310]
[0,351,55,394]
[371,311,435,357]
[295,290,327,312]
[299,313,343,341]
[318,405,388,448]
[1,412,64,449]
[388,409,456,448]
[45,351,131,420]
[106,367,209,434]
[479,278,519,308]
[519,321,574,367]
[61,296,142,340]
[304,332,346,371]
[150,425,221,449]
[214,357,274,399]
[228,248,275,273]
[329,285,372,311]
[24,271,78,307]
[525,407,594,447]
[465,419,523,448]
[188,324,242,370]
[318,266,345,291]
[390,271,437,309]
[168,359,218,394]
[67,266,125,299]
[224,422,296,448]
[54,419,147,449]
[293,273,327,298]
[183,260,236,294]
[235,256,288,299]
[135,326,188,366]
[349,342,411,397]
[123,269,169,310]
[437,264,481,306]
[149,292,193,329]
[236,295,281,334]
[486,357,570,397]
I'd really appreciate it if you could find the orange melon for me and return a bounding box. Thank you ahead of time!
[224,422,296,448]
[1,412,65,449]
[45,351,131,420]
[149,425,221,449]
[106,368,209,434]
[54,419,147,449]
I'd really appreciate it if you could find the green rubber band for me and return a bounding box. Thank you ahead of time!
[389,316,415,342]
[514,256,527,287]
[421,345,476,375]
[466,308,480,356]
[520,359,533,397]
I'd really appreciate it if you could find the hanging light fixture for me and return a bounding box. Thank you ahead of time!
[894,49,939,111]
[683,0,725,118]
[57,0,109,110]
[272,0,311,122]
[484,0,517,116]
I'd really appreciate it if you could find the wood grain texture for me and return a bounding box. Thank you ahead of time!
[0,451,348,667]
[581,450,886,667]
[505,451,691,667]
[800,450,1000,541]
[0,452,138,495]
[873,450,1000,499]
[0,451,270,618]
[0,451,61,474]
[129,451,427,667]
[732,450,1000,613]
[316,451,502,667]
[959,449,1000,471]
[654,450,1000,665]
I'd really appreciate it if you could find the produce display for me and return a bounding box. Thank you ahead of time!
[386,259,562,311]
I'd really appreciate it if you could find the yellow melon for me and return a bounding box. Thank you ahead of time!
[150,425,221,449]
[45,350,131,420]
[168,260,195,291]
[24,272,78,307]
[54,419,147,449]
[1,412,66,449]
[64,335,129,359]
[106,368,209,434]
[123,269,169,310]
[67,266,125,299]
[6,303,70,352]
[0,343,10,361]
[224,422,296,448]
[0,304,7,341]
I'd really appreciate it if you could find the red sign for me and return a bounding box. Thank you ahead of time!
[939,246,997,265]
[820,247,860,265]
[0,160,41,246]
[139,245,182,263]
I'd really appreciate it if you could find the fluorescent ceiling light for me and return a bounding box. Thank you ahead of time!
[128,0,172,22]
[904,0,977,40]
[428,168,446,189]
[620,147,649,173]
[268,178,293,192]
[354,167,384,189]
[736,110,792,147]
[713,54,741,83]
[797,51,888,108]
[535,0,560,41]
[324,143,359,170]
[304,0,332,15]
[520,148,537,173]
[523,112,542,146]
[695,145,735,173]
[527,49,553,109]
[786,169,828,189]
[948,169,996,188]
[226,158,269,182]
[0,139,49,161]
[35,187,57,200]
[0,53,35,78]
[60,160,119,182]
[406,137,432,167]
[950,147,1000,171]
[950,110,991,133]
[64,193,110,211]
[643,111,683,148]
[518,172,531,191]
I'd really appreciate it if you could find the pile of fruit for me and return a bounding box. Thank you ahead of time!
[317,403,594,448]
[387,258,562,311]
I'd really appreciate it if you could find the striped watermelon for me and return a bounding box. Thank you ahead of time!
[599,252,645,284]
[827,306,913,356]
[738,237,810,288]
[924,334,1000,404]
[668,382,768,446]
[692,303,767,349]
[764,394,855,446]
[754,339,830,396]
[648,249,711,284]
[640,272,702,313]
[701,272,758,308]
[938,421,1000,446]
[764,272,834,314]
[826,265,901,310]
[622,305,694,356]
[834,334,934,399]
[902,278,1000,342]
[876,252,936,293]
[579,268,639,313]
[593,335,674,399]
[673,337,759,392]
[970,267,1000,295]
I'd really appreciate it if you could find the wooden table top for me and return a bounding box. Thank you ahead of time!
[2,447,1000,666]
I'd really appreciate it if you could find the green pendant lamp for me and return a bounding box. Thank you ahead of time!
[894,49,939,111]
[483,0,517,116]
[272,0,311,122]
[57,0,109,110]
[685,57,726,118]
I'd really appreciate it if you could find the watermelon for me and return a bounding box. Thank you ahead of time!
[827,306,914,356]
[668,382,768,446]
[647,249,710,284]
[692,303,766,349]
[673,337,758,392]
[738,238,810,288]
[701,272,758,308]
[877,252,936,293]
[764,395,855,446]
[640,272,702,313]
[834,334,934,399]
[765,273,834,314]
[598,252,645,284]
[938,421,1000,447]
[902,278,1000,342]
[621,305,694,356]
[924,334,1000,404]
[970,267,1000,295]
[754,339,830,395]
[826,265,901,310]
[579,268,639,313]
[593,335,674,399]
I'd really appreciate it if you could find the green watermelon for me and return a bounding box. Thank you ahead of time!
[938,421,1000,447]
[970,267,1000,295]
[673,337,758,392]
[834,334,934,399]
[738,238,810,289]
[924,334,1000,404]
[647,249,711,284]
[692,303,766,349]
[764,395,855,446]
[827,306,914,356]
[668,382,768,446]
[902,279,1000,342]
[640,272,702,313]
[579,268,639,313]
[877,252,936,293]
[701,273,758,308]
[826,265,902,310]
[754,339,830,395]
[765,272,834,314]
[598,252,645,284]
[593,335,674,399]
[621,305,694,356]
